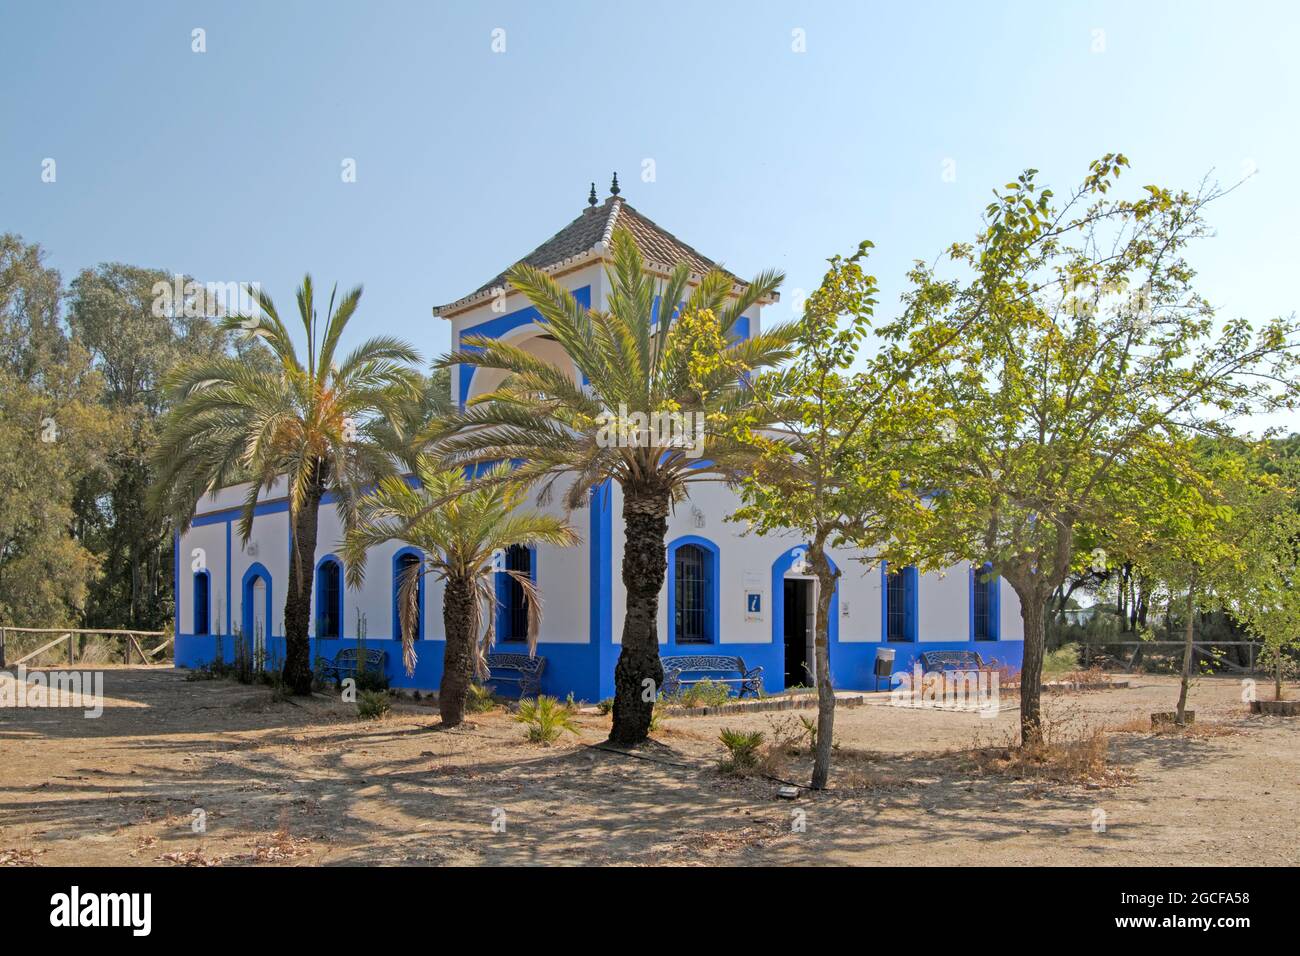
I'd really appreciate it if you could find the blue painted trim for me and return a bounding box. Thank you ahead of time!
[968,564,975,641]
[173,529,181,637]
[457,286,591,409]
[225,520,232,637]
[192,498,288,526]
[666,535,721,646]
[391,547,426,641]
[241,562,273,642]
[314,554,344,639]
[193,569,212,636]
[495,544,537,643]
[590,481,614,699]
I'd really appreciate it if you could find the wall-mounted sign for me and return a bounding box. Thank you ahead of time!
[744,590,764,622]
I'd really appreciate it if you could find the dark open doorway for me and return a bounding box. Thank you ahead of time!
[784,578,812,688]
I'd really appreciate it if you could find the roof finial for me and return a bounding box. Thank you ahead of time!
[609,172,620,196]
[587,182,598,207]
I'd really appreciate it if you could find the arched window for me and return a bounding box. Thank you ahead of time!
[674,543,712,644]
[316,558,342,639]
[884,563,918,642]
[393,551,423,641]
[972,563,1000,641]
[193,572,210,636]
[497,544,532,642]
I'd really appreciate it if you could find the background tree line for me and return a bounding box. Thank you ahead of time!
[0,234,274,630]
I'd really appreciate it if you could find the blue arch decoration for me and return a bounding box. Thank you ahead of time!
[391,547,426,642]
[240,562,273,643]
[770,545,840,647]
[193,570,212,636]
[666,535,721,646]
[456,286,591,408]
[314,554,344,639]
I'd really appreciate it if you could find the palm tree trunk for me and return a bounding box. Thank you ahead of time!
[609,485,669,746]
[439,574,475,728]
[283,485,324,695]
[809,541,839,791]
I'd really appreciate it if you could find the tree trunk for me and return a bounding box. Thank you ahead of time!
[1175,584,1195,724]
[609,485,669,746]
[1018,593,1046,745]
[439,574,475,728]
[1275,646,1284,702]
[809,542,839,791]
[282,480,325,695]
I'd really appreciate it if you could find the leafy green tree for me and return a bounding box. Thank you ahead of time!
[0,235,115,628]
[1236,445,1300,701]
[730,243,934,789]
[150,277,421,693]
[67,263,261,629]
[430,227,792,745]
[1108,443,1276,723]
[892,156,1300,743]
[343,459,578,727]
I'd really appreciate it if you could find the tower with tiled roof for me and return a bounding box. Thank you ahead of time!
[433,177,778,410]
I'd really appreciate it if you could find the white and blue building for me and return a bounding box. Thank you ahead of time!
[174,187,1025,699]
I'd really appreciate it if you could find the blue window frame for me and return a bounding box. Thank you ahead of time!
[675,544,711,644]
[316,558,342,639]
[972,563,1000,641]
[193,571,210,636]
[667,536,719,645]
[883,563,918,642]
[392,549,424,641]
[497,544,533,642]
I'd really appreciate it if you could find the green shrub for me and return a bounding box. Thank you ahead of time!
[1044,642,1081,675]
[718,727,765,773]
[596,698,614,715]
[466,683,499,713]
[514,695,581,745]
[668,678,734,709]
[357,689,391,720]
[351,668,389,693]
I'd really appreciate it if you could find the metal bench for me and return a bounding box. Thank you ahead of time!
[918,650,994,674]
[485,652,546,697]
[321,647,388,683]
[660,655,763,699]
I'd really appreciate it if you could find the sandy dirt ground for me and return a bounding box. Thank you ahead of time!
[1,667,1296,866]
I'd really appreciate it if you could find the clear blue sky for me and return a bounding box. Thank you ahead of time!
[2,0,1297,430]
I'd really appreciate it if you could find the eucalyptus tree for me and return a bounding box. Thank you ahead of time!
[150,277,421,693]
[429,228,793,744]
[343,459,579,727]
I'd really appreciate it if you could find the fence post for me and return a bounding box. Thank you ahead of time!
[68,632,75,666]
[0,627,6,668]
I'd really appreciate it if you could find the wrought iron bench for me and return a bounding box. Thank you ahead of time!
[485,652,546,697]
[660,655,764,699]
[918,650,994,674]
[321,647,388,684]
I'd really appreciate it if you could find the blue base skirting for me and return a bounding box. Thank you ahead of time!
[176,634,1024,701]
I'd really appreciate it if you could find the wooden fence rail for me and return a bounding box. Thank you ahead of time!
[0,627,168,668]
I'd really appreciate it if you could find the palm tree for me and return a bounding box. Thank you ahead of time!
[429,227,793,744]
[342,458,579,727]
[150,276,421,693]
